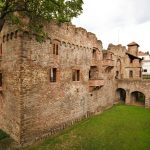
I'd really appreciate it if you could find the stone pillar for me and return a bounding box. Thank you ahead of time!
[145,97,150,108]
[125,89,130,104]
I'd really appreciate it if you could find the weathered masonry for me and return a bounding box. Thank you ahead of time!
[0,21,150,145]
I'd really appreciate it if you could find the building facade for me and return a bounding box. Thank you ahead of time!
[0,22,150,145]
[138,51,150,76]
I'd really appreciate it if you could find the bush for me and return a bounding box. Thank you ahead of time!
[0,130,9,140]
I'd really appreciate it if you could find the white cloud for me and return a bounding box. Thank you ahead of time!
[72,0,150,51]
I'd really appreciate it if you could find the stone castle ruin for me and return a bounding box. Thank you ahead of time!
[0,21,150,145]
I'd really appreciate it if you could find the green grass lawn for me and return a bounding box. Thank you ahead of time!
[0,105,150,150]
[23,105,150,150]
[23,104,150,150]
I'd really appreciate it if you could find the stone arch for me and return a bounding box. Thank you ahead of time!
[130,91,145,106]
[116,88,126,102]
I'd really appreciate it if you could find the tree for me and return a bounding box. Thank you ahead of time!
[0,0,83,41]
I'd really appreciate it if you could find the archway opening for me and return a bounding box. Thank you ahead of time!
[131,91,145,106]
[116,88,126,103]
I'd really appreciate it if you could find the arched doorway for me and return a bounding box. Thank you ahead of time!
[131,91,145,106]
[116,88,126,102]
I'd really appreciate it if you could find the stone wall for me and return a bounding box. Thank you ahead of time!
[0,25,22,142]
[117,79,150,108]
[0,22,149,145]
[15,22,115,144]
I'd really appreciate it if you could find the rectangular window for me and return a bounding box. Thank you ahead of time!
[53,44,55,54]
[0,73,2,86]
[56,45,58,55]
[77,70,80,81]
[143,69,147,72]
[53,44,59,55]
[139,70,141,77]
[72,70,80,81]
[50,68,57,82]
[129,70,133,78]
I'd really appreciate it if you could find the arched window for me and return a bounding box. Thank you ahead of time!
[52,39,60,55]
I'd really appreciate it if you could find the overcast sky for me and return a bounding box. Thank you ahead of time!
[72,0,150,51]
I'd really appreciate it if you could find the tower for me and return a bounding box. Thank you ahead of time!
[127,42,139,56]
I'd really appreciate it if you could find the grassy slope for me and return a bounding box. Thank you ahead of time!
[24,105,150,150]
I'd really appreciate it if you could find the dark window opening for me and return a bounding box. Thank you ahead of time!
[89,66,98,80]
[131,91,145,105]
[129,70,133,78]
[89,70,91,79]
[53,44,59,55]
[0,73,2,86]
[139,70,142,77]
[77,70,80,81]
[6,34,9,41]
[72,70,80,81]
[143,69,147,72]
[116,88,126,102]
[50,68,57,82]
[92,49,96,59]
[56,45,58,55]
[53,44,55,54]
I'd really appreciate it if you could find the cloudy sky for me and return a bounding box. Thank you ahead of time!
[72,0,150,51]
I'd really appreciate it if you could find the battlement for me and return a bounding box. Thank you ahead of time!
[107,43,127,57]
[45,21,102,49]
[1,21,103,52]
